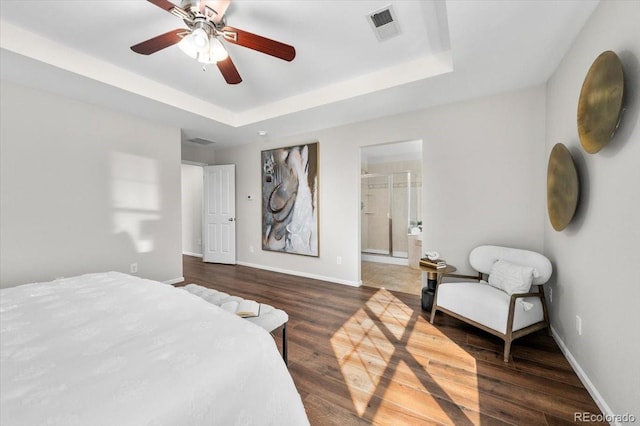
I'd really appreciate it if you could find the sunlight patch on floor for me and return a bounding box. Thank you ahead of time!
[380,360,450,422]
[407,317,479,371]
[331,288,480,423]
[330,306,393,415]
[365,290,413,340]
[407,316,480,414]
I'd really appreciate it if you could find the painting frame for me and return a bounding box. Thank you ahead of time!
[261,142,319,257]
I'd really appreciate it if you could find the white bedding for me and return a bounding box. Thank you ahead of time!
[0,272,309,426]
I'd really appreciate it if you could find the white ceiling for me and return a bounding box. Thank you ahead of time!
[0,0,599,150]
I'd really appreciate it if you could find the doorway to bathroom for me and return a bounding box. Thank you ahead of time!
[360,140,422,261]
[360,140,422,294]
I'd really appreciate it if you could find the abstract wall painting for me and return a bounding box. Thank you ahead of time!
[261,142,319,256]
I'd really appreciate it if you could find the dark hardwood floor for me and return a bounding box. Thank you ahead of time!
[182,255,604,425]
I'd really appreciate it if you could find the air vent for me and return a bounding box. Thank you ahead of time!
[187,137,216,146]
[371,9,393,27]
[367,5,400,41]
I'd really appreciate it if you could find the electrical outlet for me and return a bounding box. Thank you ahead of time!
[130,263,138,274]
[336,256,342,265]
[576,315,582,336]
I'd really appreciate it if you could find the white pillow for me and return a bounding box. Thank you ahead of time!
[488,259,534,295]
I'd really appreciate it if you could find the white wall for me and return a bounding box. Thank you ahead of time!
[182,142,216,164]
[214,85,546,285]
[181,164,203,257]
[544,0,640,417]
[420,87,547,268]
[0,81,183,287]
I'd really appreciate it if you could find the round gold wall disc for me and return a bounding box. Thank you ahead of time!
[577,50,625,154]
[547,143,579,231]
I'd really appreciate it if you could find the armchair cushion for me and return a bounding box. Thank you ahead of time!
[436,282,544,334]
[488,259,535,295]
[469,245,552,285]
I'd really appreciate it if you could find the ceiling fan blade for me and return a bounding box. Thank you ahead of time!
[216,56,242,84]
[131,29,186,55]
[146,0,192,21]
[222,26,296,62]
[147,0,179,13]
[205,0,231,23]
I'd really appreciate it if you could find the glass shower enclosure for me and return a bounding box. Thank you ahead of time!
[361,171,418,258]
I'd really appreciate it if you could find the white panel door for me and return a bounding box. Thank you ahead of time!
[203,164,236,264]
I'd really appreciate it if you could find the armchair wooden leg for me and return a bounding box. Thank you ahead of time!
[503,339,512,363]
[429,306,437,324]
[538,285,552,337]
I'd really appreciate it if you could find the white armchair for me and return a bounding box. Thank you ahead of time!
[430,245,552,362]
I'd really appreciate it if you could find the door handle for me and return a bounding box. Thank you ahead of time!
[228,218,235,222]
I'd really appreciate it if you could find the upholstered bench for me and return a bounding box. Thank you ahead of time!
[181,284,289,365]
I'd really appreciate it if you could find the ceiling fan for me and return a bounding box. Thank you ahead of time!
[130,0,296,85]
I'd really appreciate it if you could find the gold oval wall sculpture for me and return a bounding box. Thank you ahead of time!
[577,50,625,154]
[547,143,579,231]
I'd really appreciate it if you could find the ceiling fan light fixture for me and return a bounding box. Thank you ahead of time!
[178,34,199,59]
[178,24,210,59]
[209,38,229,62]
[191,27,209,50]
[194,37,228,64]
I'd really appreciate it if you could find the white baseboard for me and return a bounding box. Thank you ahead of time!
[236,261,361,287]
[183,251,203,258]
[164,276,184,285]
[550,325,617,424]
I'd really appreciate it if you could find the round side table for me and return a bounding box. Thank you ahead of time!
[419,264,456,311]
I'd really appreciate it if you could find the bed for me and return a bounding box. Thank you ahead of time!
[0,272,309,426]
